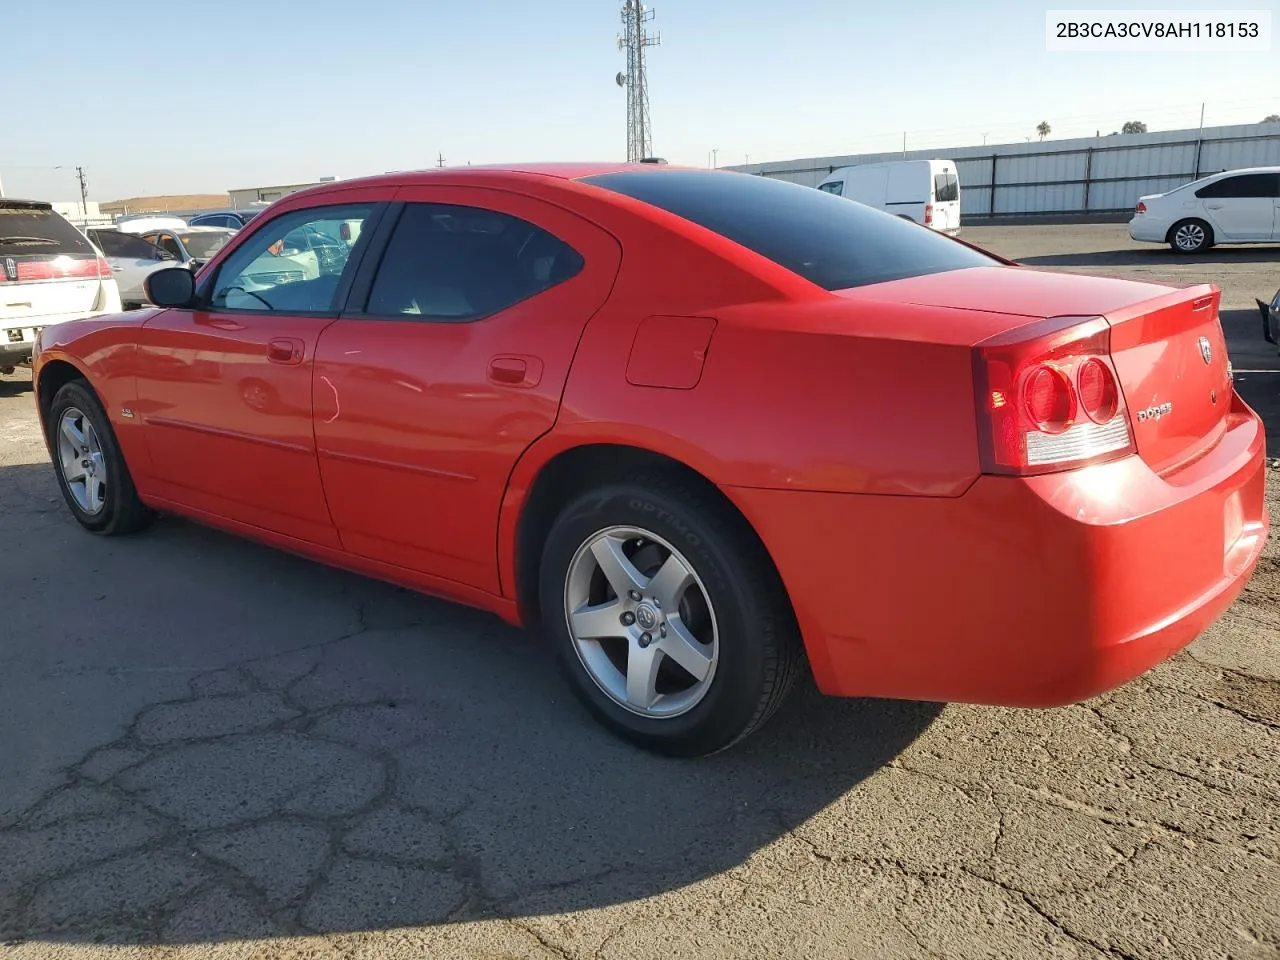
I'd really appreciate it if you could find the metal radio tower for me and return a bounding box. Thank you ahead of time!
[615,1,660,162]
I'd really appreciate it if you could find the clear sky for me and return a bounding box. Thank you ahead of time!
[2,0,1276,201]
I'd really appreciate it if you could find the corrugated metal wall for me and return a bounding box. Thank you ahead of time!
[728,123,1280,216]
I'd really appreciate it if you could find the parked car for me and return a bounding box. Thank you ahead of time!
[816,159,961,235]
[84,227,176,308]
[30,165,1268,755]
[0,199,121,374]
[188,209,263,229]
[1129,166,1280,253]
[135,226,236,270]
[1257,285,1279,349]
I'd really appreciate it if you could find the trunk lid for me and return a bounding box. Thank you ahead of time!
[838,265,1233,474]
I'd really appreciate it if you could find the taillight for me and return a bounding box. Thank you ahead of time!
[1135,201,1147,214]
[13,256,103,282]
[96,255,112,278]
[924,203,934,225]
[972,315,1135,475]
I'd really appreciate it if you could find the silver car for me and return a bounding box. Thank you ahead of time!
[84,227,176,308]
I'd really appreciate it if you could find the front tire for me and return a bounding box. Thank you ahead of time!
[538,475,803,756]
[1169,218,1212,254]
[48,380,152,535]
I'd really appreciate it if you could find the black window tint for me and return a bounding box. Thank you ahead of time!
[1196,174,1280,199]
[156,235,184,259]
[934,172,959,203]
[92,230,167,259]
[364,203,584,321]
[0,203,94,255]
[583,170,994,291]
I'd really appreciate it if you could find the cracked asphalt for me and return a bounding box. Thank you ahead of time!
[0,223,1277,959]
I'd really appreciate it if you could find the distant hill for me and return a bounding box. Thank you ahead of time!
[101,194,231,216]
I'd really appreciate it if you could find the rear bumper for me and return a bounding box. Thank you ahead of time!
[727,396,1268,707]
[1128,217,1166,243]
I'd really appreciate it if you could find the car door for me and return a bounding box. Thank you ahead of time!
[133,197,385,546]
[1195,173,1278,241]
[90,230,172,303]
[311,189,622,593]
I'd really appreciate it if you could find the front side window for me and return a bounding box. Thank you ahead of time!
[583,169,996,291]
[155,234,184,259]
[1196,174,1280,199]
[817,181,844,196]
[362,203,584,321]
[209,203,375,313]
[92,230,169,260]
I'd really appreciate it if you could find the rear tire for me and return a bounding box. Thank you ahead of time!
[538,474,803,757]
[1168,218,1212,254]
[48,380,152,536]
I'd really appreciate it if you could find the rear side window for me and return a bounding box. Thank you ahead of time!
[934,172,959,203]
[583,169,995,291]
[0,204,94,255]
[817,181,844,196]
[363,203,584,321]
[1195,174,1280,199]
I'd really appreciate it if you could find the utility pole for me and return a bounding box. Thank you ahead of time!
[711,148,718,168]
[615,1,660,162]
[437,152,446,168]
[76,166,89,217]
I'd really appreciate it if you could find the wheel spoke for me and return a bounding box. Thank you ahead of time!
[61,416,86,449]
[658,617,714,681]
[85,475,103,510]
[590,535,646,598]
[63,463,86,483]
[570,598,628,640]
[645,552,694,611]
[625,640,662,710]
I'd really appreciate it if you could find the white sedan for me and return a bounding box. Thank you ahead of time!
[1128,166,1280,253]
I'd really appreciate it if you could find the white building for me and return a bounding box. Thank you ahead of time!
[227,177,340,209]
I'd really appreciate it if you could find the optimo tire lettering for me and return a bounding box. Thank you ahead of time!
[628,498,702,548]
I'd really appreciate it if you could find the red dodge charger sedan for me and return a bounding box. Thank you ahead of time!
[31,164,1269,755]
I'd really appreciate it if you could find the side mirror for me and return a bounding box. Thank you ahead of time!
[144,267,197,308]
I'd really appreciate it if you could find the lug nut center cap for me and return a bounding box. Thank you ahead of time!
[634,603,659,631]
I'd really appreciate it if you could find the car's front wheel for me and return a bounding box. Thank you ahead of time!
[48,380,152,535]
[1169,218,1212,254]
[538,475,803,756]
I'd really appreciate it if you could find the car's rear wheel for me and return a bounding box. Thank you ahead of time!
[538,475,803,756]
[48,380,152,535]
[1169,218,1212,254]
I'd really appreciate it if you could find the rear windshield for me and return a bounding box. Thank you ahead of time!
[934,171,959,203]
[0,204,94,255]
[581,169,994,291]
[179,232,232,260]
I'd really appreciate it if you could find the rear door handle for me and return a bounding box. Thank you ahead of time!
[267,338,304,364]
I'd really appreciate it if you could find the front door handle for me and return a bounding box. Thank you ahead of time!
[267,338,304,365]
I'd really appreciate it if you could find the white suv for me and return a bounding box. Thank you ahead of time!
[1128,167,1280,254]
[0,199,122,372]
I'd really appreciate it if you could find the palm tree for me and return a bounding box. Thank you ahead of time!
[1036,121,1051,141]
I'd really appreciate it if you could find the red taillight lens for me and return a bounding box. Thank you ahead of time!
[96,255,112,278]
[1023,365,1075,433]
[924,203,934,225]
[1135,201,1147,214]
[973,316,1135,475]
[1076,356,1119,423]
[14,256,101,281]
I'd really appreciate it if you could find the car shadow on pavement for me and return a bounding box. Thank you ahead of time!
[1016,245,1280,269]
[0,460,942,947]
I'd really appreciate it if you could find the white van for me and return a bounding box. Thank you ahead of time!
[816,159,961,235]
